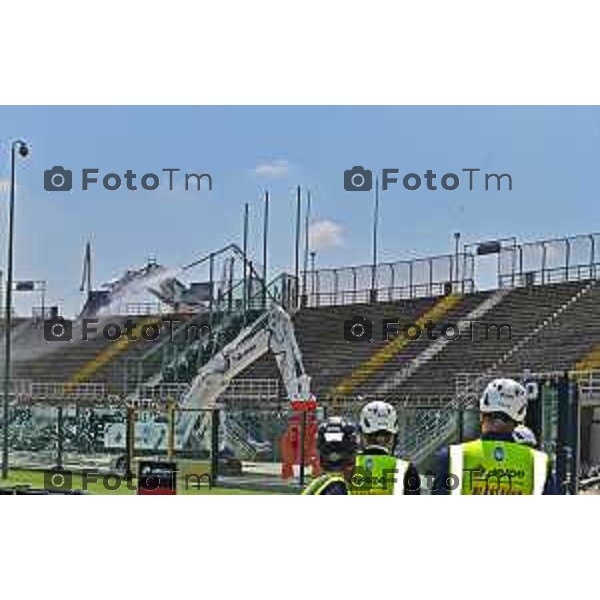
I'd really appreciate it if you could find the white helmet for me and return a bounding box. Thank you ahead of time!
[359,400,398,435]
[480,378,528,423]
[513,425,537,448]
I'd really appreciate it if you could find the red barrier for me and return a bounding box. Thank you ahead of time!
[281,399,320,479]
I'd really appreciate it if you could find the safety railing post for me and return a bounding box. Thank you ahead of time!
[457,406,464,443]
[429,259,433,296]
[167,398,175,461]
[56,405,64,470]
[556,373,569,495]
[568,375,579,495]
[333,269,339,306]
[125,405,135,480]
[211,408,220,485]
[541,242,547,284]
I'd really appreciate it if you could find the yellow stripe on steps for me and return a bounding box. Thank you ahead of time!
[329,294,463,397]
[68,317,162,386]
[575,346,600,375]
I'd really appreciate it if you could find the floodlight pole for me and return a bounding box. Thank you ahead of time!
[2,140,29,479]
[262,191,269,309]
[294,185,301,308]
[454,231,461,292]
[370,177,380,303]
[242,202,249,323]
[310,251,317,297]
[41,281,47,319]
[301,190,311,305]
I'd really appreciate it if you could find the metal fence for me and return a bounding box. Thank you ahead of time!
[498,232,600,288]
[2,396,315,492]
[300,232,600,308]
[7,401,128,472]
[4,398,216,479]
[302,252,474,307]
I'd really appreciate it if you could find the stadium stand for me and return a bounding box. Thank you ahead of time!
[9,278,600,407]
[228,279,599,404]
[12,321,122,384]
[8,231,600,472]
[397,280,593,398]
[5,230,600,482]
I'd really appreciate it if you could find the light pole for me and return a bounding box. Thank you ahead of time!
[2,140,30,479]
[310,251,317,299]
[370,177,380,303]
[301,189,312,305]
[40,280,47,320]
[262,191,269,309]
[453,231,461,292]
[294,185,301,308]
[242,202,249,323]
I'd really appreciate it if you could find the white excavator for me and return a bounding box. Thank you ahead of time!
[105,304,312,454]
[175,303,312,452]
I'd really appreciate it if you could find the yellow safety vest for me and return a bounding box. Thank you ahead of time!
[352,454,411,495]
[301,473,348,495]
[449,439,549,495]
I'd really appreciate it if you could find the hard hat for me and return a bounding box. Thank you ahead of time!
[480,378,528,423]
[359,400,398,435]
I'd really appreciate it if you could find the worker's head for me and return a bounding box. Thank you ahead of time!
[479,378,527,434]
[359,400,398,454]
[317,416,359,475]
[513,424,538,448]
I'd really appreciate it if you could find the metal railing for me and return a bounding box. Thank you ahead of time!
[498,232,600,288]
[121,267,290,402]
[396,408,462,462]
[7,380,113,404]
[300,231,600,308]
[302,252,474,308]
[220,379,280,403]
[132,382,190,402]
[124,302,164,315]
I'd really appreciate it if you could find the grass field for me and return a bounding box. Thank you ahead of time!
[0,470,274,495]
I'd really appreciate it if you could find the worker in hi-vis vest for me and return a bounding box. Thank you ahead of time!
[432,378,555,495]
[302,416,359,495]
[352,400,420,495]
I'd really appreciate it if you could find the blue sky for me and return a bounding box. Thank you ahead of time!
[0,105,599,316]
